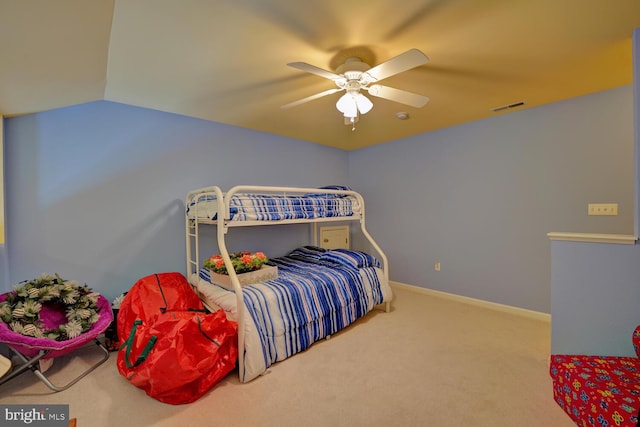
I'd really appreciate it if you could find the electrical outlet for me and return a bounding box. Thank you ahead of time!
[588,203,618,216]
[434,262,441,272]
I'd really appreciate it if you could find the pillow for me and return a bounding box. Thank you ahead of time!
[287,246,327,260]
[317,185,351,191]
[633,324,640,358]
[320,249,381,269]
[304,185,352,198]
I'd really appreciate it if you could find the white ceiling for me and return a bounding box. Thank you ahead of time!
[1,0,639,150]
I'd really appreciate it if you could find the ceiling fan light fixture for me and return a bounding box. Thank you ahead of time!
[355,93,373,114]
[336,91,373,118]
[336,93,358,117]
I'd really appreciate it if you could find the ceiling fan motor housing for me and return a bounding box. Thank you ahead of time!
[335,58,375,91]
[335,57,371,74]
[344,80,362,93]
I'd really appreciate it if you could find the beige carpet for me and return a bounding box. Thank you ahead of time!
[0,285,574,427]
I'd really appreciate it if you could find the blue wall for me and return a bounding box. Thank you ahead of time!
[349,85,634,313]
[551,241,640,356]
[2,101,348,300]
[549,27,640,356]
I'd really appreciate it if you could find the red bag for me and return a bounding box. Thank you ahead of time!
[116,272,237,404]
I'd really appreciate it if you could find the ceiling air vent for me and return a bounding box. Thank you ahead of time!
[491,101,526,113]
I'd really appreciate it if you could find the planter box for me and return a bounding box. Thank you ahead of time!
[209,265,278,290]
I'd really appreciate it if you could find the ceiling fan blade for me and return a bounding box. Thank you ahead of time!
[281,88,343,109]
[364,49,429,82]
[366,84,430,108]
[287,62,343,81]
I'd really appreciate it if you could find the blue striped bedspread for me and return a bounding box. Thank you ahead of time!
[194,247,392,382]
[186,191,361,221]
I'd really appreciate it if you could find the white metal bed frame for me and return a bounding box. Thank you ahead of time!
[185,185,390,380]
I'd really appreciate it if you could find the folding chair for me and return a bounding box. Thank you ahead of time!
[0,294,113,392]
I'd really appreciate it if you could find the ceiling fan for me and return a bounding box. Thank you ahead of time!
[281,48,430,128]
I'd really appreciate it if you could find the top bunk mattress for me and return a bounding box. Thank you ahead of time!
[186,186,362,222]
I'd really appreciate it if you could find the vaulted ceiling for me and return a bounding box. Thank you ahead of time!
[1,0,639,150]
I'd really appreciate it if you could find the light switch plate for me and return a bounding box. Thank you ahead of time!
[588,203,618,216]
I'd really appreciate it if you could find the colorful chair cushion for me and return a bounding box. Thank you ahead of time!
[550,354,640,427]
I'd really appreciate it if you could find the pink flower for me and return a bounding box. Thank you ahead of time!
[205,251,268,274]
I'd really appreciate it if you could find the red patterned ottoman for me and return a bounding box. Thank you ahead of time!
[549,326,640,427]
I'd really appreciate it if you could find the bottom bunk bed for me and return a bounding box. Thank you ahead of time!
[189,246,393,382]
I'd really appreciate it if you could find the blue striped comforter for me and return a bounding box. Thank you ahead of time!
[195,248,391,382]
[187,191,361,221]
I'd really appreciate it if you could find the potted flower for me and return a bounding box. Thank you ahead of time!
[204,251,277,289]
[204,251,268,274]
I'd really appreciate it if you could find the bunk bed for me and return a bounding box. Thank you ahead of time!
[185,185,392,382]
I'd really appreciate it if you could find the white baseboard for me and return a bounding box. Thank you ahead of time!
[390,281,551,322]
